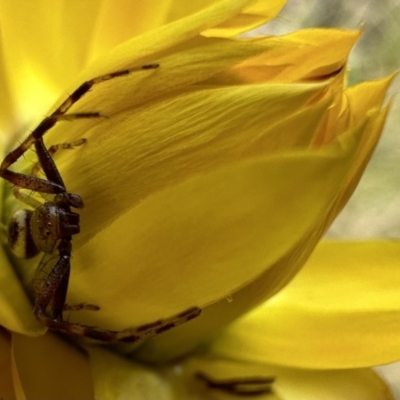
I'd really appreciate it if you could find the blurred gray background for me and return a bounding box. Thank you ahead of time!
[263,0,400,239]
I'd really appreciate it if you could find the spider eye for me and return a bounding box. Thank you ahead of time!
[8,209,40,259]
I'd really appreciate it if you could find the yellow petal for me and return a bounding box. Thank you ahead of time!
[0,1,106,129]
[89,350,395,400]
[184,357,395,400]
[226,29,360,84]
[58,128,362,332]
[87,0,178,60]
[88,346,173,400]
[0,130,42,335]
[88,0,285,59]
[209,241,400,369]
[319,73,396,148]
[0,241,42,335]
[338,74,397,132]
[1,2,393,370]
[322,106,390,228]
[0,121,39,336]
[12,332,94,400]
[88,0,287,63]
[48,72,332,240]
[42,36,391,247]
[12,72,388,353]
[314,77,394,229]
[202,0,287,38]
[0,0,286,135]
[0,43,16,137]
[132,99,388,362]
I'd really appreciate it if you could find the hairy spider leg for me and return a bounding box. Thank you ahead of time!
[37,304,201,343]
[33,236,201,342]
[11,135,70,208]
[13,138,87,208]
[34,137,66,187]
[34,240,72,322]
[0,63,159,194]
[64,303,100,312]
[30,138,86,178]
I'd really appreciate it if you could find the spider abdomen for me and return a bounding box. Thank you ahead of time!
[8,209,39,258]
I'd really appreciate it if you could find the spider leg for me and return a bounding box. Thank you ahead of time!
[3,133,79,194]
[31,138,86,179]
[33,240,72,322]
[50,252,71,320]
[33,241,200,341]
[0,63,158,182]
[50,252,100,317]
[63,303,100,312]
[12,138,87,206]
[38,304,201,343]
[12,186,42,209]
[0,169,65,194]
[34,240,201,342]
[34,137,65,187]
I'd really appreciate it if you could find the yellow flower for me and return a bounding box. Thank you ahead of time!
[5,242,398,398]
[0,0,396,398]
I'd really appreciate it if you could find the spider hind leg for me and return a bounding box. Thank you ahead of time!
[36,304,201,343]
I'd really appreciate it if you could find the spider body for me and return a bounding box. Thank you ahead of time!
[9,194,82,258]
[0,64,201,342]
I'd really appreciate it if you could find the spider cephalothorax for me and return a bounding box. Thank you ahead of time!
[0,64,200,342]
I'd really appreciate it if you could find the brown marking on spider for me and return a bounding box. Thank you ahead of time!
[196,372,275,396]
[1,63,201,342]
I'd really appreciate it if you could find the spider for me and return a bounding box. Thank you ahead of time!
[0,64,201,342]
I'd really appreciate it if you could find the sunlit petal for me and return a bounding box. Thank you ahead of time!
[209,241,400,369]
[88,0,287,59]
[0,1,105,130]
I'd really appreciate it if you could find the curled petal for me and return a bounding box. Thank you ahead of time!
[209,241,400,369]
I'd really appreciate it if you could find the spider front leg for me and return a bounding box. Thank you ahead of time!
[1,135,72,195]
[12,137,87,208]
[31,138,87,179]
[0,62,159,193]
